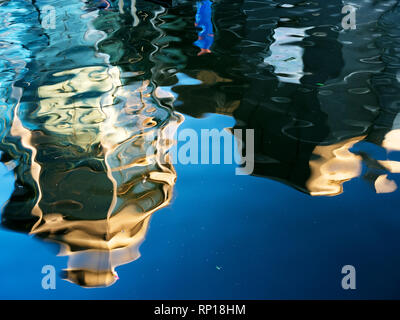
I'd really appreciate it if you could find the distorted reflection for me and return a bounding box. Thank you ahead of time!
[1,0,400,291]
[194,0,214,56]
[264,27,310,84]
[1,0,181,287]
[173,0,400,196]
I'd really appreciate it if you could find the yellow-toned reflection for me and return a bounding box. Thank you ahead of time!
[382,129,400,152]
[307,137,365,196]
[11,65,182,287]
[307,128,400,196]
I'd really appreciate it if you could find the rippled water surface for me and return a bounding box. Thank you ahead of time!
[1,0,400,299]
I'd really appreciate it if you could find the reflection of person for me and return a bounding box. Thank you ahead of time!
[194,0,214,56]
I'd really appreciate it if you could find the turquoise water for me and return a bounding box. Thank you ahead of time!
[1,0,400,299]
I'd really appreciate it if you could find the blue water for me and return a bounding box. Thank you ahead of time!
[1,0,400,299]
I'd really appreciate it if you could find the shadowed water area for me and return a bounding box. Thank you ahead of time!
[1,0,400,298]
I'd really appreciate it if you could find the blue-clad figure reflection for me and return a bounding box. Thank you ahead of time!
[194,0,214,56]
[95,0,111,9]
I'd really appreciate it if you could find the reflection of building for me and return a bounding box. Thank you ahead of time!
[2,0,400,288]
[30,66,180,287]
[1,0,181,287]
[171,0,400,196]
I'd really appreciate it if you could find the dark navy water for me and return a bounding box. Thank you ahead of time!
[1,0,400,299]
